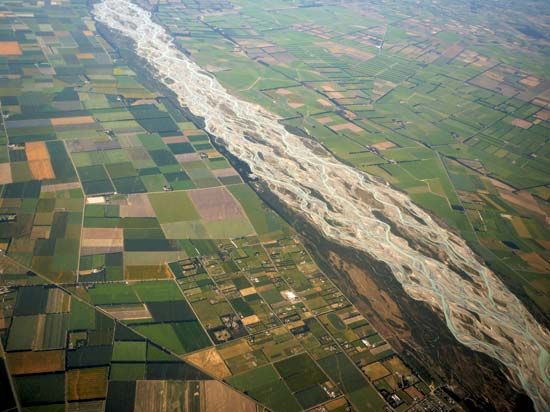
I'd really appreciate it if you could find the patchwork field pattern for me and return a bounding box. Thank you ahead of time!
[0,1,452,410]
[1,0,546,411]
[151,0,549,318]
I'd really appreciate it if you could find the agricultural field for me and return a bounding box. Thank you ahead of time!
[0,0,462,410]
[150,0,549,318]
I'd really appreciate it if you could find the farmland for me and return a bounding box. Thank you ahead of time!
[148,0,549,321]
[0,0,448,410]
[0,0,548,411]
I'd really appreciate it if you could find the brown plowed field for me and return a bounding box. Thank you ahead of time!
[204,380,257,412]
[7,350,65,375]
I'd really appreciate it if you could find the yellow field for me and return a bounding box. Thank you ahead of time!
[362,361,391,381]
[511,216,531,238]
[25,142,55,180]
[125,264,172,280]
[67,367,109,401]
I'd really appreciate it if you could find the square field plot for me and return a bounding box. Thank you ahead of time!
[148,191,199,223]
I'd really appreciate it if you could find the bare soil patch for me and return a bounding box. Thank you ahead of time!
[519,252,550,273]
[77,53,95,59]
[175,153,200,163]
[134,381,196,412]
[316,116,333,125]
[328,252,409,337]
[81,228,124,251]
[120,194,156,218]
[500,190,546,218]
[189,187,243,221]
[275,88,292,96]
[239,287,257,297]
[519,76,540,88]
[0,163,12,184]
[321,397,349,411]
[30,226,51,240]
[372,141,396,150]
[331,122,364,134]
[212,167,238,178]
[0,41,22,55]
[512,118,532,129]
[362,361,391,380]
[184,347,231,379]
[162,135,189,143]
[28,160,56,180]
[405,385,425,401]
[204,380,257,412]
[41,182,81,192]
[51,116,95,126]
[134,381,166,412]
[535,109,550,121]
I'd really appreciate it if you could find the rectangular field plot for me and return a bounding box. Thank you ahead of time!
[274,353,334,409]
[80,280,212,355]
[227,364,302,412]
